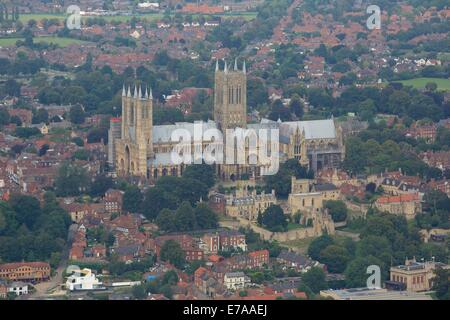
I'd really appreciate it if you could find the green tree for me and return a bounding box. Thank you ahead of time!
[141,188,178,221]
[260,204,287,232]
[122,186,143,213]
[301,267,327,294]
[319,244,351,273]
[344,256,385,288]
[324,200,348,222]
[132,284,147,299]
[343,136,367,174]
[356,235,392,267]
[159,240,186,268]
[308,235,335,261]
[432,267,449,300]
[55,162,90,196]
[289,94,304,118]
[90,175,114,197]
[175,201,197,232]
[9,194,41,230]
[0,109,10,126]
[297,283,315,299]
[182,164,216,188]
[194,203,219,229]
[69,105,86,125]
[32,108,49,124]
[155,209,177,233]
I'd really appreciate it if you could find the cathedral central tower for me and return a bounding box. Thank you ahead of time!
[214,59,247,131]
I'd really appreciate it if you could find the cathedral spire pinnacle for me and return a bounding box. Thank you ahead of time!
[145,87,149,99]
[134,85,138,98]
[127,86,131,97]
[234,58,238,71]
[224,60,228,73]
[122,85,126,97]
[149,88,153,100]
[138,85,142,99]
[215,59,219,72]
[243,60,246,74]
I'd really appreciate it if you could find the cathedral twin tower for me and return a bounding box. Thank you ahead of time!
[115,85,154,177]
[113,59,248,178]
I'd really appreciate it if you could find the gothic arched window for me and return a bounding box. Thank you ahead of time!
[130,105,134,126]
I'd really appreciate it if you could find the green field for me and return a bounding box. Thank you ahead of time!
[0,38,20,46]
[18,12,257,24]
[0,36,89,47]
[396,77,450,91]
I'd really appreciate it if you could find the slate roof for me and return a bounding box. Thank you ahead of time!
[144,118,337,166]
[277,251,314,267]
[314,183,338,191]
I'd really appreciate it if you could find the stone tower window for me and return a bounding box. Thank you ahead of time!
[130,104,134,126]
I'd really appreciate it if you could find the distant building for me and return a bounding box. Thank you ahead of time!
[0,280,7,298]
[224,185,277,221]
[110,65,344,181]
[289,177,339,213]
[152,235,204,262]
[389,258,449,292]
[224,272,250,291]
[7,281,29,296]
[277,251,318,272]
[108,117,121,169]
[320,287,432,300]
[375,193,422,220]
[202,230,247,254]
[0,262,51,282]
[62,202,89,223]
[104,188,124,214]
[66,268,103,291]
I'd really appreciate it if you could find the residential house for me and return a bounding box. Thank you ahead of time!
[223,272,250,291]
[103,189,124,214]
[276,251,317,272]
[66,268,104,291]
[0,280,7,298]
[388,258,449,292]
[375,193,422,220]
[202,230,247,254]
[152,235,204,262]
[7,282,29,296]
[0,262,51,282]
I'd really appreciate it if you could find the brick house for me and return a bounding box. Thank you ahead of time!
[152,235,204,262]
[0,280,7,298]
[104,189,124,214]
[0,262,51,282]
[202,230,247,254]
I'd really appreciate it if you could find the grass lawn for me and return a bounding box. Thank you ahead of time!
[0,38,20,46]
[286,222,306,231]
[18,12,257,24]
[0,36,89,47]
[280,238,314,254]
[395,77,450,91]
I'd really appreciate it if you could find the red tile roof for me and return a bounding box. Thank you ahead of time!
[376,193,419,204]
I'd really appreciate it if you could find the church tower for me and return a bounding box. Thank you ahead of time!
[115,85,153,177]
[214,59,247,131]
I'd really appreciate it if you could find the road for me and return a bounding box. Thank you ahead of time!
[31,225,78,298]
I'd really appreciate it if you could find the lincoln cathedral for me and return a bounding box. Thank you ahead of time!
[108,60,345,181]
